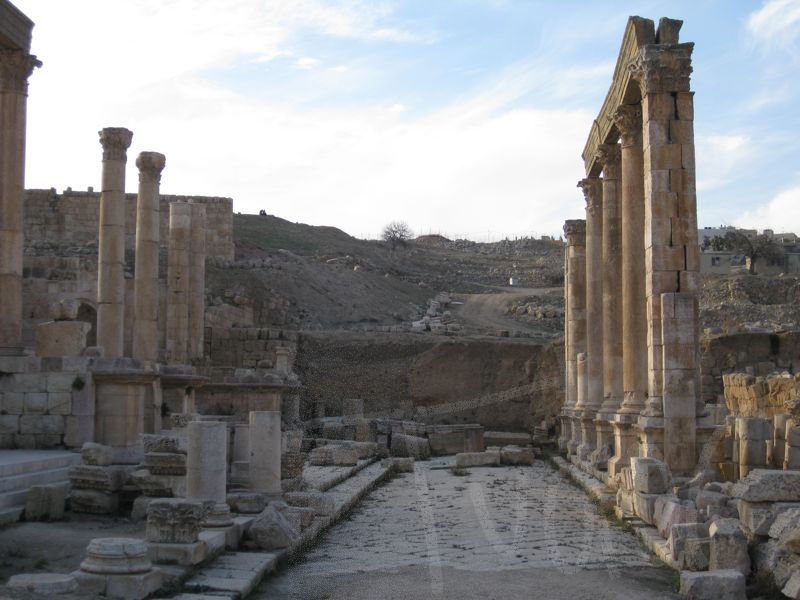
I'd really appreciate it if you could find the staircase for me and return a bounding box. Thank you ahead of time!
[0,450,80,525]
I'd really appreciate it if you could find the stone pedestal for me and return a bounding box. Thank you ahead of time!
[608,414,639,479]
[0,50,40,356]
[74,538,162,599]
[132,152,165,362]
[186,420,232,527]
[249,411,282,499]
[96,127,133,359]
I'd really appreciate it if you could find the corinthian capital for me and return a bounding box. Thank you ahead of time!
[577,177,602,212]
[0,50,41,95]
[563,219,586,246]
[612,105,642,148]
[596,143,621,179]
[99,127,133,162]
[136,151,166,183]
[628,43,694,95]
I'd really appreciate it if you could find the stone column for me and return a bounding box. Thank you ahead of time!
[188,203,206,361]
[593,143,622,468]
[132,152,165,362]
[630,36,699,474]
[165,202,191,364]
[607,104,647,478]
[186,420,232,527]
[576,177,603,462]
[563,220,586,456]
[558,237,571,452]
[249,411,282,499]
[0,50,40,355]
[96,127,133,359]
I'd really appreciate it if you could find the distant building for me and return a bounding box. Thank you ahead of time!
[698,226,800,274]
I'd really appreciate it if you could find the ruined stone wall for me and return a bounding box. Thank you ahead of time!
[700,331,800,405]
[23,189,234,261]
[206,326,298,369]
[530,339,565,428]
[722,372,800,418]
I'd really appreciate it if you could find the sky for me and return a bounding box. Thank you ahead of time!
[11,0,800,241]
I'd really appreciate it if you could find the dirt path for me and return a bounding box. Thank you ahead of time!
[254,461,678,600]
[452,287,561,339]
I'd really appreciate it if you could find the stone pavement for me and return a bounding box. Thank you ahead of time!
[254,460,680,599]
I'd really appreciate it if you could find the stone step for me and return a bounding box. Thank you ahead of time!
[183,552,277,598]
[0,450,80,478]
[0,488,30,511]
[0,465,73,493]
[0,505,24,526]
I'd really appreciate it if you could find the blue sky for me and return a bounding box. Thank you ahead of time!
[13,0,800,240]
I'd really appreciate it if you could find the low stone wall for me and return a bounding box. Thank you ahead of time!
[723,372,800,418]
[206,327,297,369]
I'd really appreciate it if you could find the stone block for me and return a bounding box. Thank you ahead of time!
[709,518,750,575]
[24,482,68,521]
[73,569,162,600]
[36,321,91,357]
[679,570,745,600]
[247,503,299,550]
[284,491,335,517]
[0,414,19,435]
[655,496,699,539]
[769,506,800,539]
[732,469,800,502]
[455,450,501,468]
[633,491,660,525]
[70,464,129,491]
[227,492,268,515]
[70,488,119,515]
[739,501,800,537]
[275,503,315,532]
[64,416,94,448]
[20,414,64,435]
[147,540,207,566]
[669,522,707,562]
[82,442,115,466]
[630,456,671,494]
[682,537,710,571]
[0,391,23,414]
[695,490,727,511]
[390,433,430,459]
[146,498,204,543]
[784,571,800,600]
[499,445,534,465]
[8,573,78,594]
[23,392,47,413]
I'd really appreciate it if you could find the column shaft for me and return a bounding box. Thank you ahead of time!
[563,220,586,455]
[97,127,133,358]
[132,152,165,362]
[166,202,191,364]
[188,204,206,361]
[186,420,232,526]
[0,50,39,354]
[249,411,282,498]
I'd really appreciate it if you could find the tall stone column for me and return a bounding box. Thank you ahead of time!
[563,220,586,456]
[593,143,622,468]
[96,127,133,358]
[576,177,603,462]
[132,152,165,362]
[249,411,282,499]
[166,202,191,364]
[188,203,206,361]
[0,50,40,355]
[558,236,571,452]
[607,104,647,478]
[186,420,232,527]
[630,35,699,474]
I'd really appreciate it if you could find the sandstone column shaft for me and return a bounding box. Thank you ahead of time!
[249,411,282,498]
[186,420,232,526]
[132,152,165,362]
[96,127,133,358]
[614,104,648,415]
[0,50,39,354]
[564,220,586,455]
[166,202,191,364]
[188,203,206,361]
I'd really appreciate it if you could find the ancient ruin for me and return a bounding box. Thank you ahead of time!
[2,4,800,600]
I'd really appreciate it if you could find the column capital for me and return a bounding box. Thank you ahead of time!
[563,219,586,246]
[628,43,693,95]
[612,104,642,148]
[136,151,166,183]
[577,177,602,212]
[596,143,621,179]
[0,50,41,94]
[98,127,133,162]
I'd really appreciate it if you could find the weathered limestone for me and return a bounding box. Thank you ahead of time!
[679,570,746,600]
[146,498,204,544]
[165,202,191,364]
[249,410,281,499]
[35,320,91,357]
[8,573,77,595]
[74,537,162,599]
[594,143,622,467]
[562,220,586,456]
[188,203,206,361]
[0,48,40,356]
[96,127,133,359]
[132,152,166,362]
[186,420,232,527]
[247,503,299,550]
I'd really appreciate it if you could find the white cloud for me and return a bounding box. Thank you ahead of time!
[747,0,800,53]
[696,134,753,192]
[735,185,800,232]
[295,57,321,69]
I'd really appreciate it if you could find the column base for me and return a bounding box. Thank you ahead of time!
[608,414,639,479]
[576,414,598,462]
[567,416,581,456]
[635,416,665,462]
[202,502,233,528]
[591,416,614,469]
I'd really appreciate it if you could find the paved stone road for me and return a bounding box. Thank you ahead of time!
[255,461,679,599]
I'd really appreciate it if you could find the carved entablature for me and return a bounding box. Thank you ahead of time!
[596,143,621,179]
[563,219,586,246]
[136,152,166,184]
[98,127,133,162]
[577,177,602,213]
[611,104,643,148]
[0,50,40,94]
[628,43,694,95]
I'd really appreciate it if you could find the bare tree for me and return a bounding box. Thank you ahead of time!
[718,231,784,274]
[381,221,413,249]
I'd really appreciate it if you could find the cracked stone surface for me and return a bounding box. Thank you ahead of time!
[254,461,679,599]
